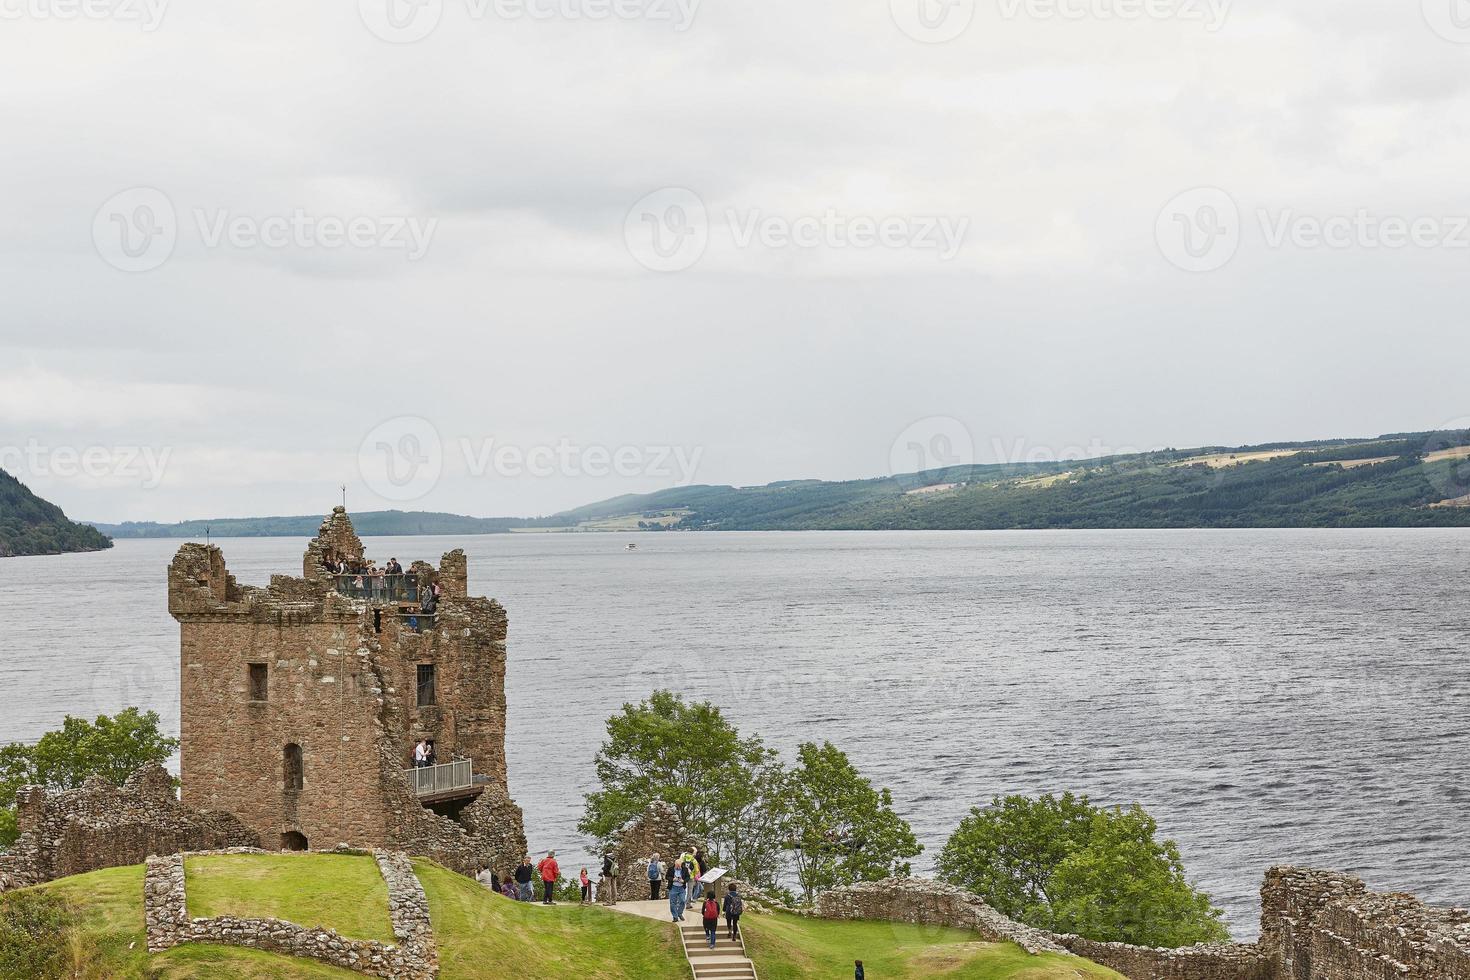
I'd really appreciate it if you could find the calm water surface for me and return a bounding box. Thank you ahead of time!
[2,529,1467,938]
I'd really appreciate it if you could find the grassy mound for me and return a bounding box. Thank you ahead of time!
[10,858,1121,979]
[743,912,1127,979]
[185,854,394,944]
[9,858,685,979]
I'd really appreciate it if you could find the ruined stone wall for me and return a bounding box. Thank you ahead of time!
[145,848,437,980]
[814,878,1069,956]
[1261,867,1470,980]
[0,764,257,892]
[808,872,1470,980]
[605,801,703,903]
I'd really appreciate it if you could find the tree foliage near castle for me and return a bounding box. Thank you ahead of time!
[0,468,112,558]
[785,740,923,904]
[581,692,919,900]
[937,793,1229,947]
[0,709,177,846]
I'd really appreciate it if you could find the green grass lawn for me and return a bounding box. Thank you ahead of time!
[413,860,688,979]
[743,912,1127,980]
[19,858,1119,980]
[184,854,395,944]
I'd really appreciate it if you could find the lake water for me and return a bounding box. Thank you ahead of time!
[2,529,1467,938]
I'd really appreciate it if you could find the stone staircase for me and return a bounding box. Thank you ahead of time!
[678,919,758,980]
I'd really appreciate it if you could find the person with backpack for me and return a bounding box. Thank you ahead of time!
[723,885,744,940]
[537,850,560,905]
[854,960,865,980]
[688,848,704,902]
[647,853,662,900]
[599,851,618,904]
[701,893,720,948]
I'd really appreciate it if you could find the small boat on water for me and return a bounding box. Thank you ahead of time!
[626,543,638,551]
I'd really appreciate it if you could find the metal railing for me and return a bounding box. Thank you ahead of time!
[405,758,473,797]
[333,573,420,604]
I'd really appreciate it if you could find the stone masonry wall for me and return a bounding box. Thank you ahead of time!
[0,764,257,892]
[1262,867,1470,980]
[144,847,437,980]
[814,878,1069,956]
[605,801,704,903]
[168,510,522,876]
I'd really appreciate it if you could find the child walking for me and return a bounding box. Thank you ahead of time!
[579,867,591,904]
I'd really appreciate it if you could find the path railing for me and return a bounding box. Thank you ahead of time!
[404,758,473,797]
[333,573,420,604]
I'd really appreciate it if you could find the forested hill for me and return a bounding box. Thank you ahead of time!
[555,430,1470,531]
[0,469,113,557]
[89,511,551,539]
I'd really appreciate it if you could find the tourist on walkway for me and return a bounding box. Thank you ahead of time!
[599,851,618,904]
[515,857,534,901]
[413,739,428,768]
[647,853,662,900]
[688,849,704,901]
[723,885,743,940]
[424,739,436,767]
[579,867,591,904]
[501,874,517,900]
[667,861,688,922]
[855,960,864,980]
[701,894,720,948]
[538,850,560,905]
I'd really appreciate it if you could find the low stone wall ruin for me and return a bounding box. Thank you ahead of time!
[0,763,257,893]
[811,869,1470,980]
[602,800,704,904]
[144,847,437,980]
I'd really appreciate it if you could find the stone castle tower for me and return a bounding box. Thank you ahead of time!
[167,507,525,875]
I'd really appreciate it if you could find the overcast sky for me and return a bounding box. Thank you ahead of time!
[3,0,1469,522]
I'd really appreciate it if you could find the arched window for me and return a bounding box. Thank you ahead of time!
[283,743,304,792]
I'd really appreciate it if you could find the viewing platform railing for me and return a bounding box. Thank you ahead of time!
[333,573,420,604]
[405,758,473,797]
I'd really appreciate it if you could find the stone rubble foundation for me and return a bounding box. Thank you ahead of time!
[143,847,437,980]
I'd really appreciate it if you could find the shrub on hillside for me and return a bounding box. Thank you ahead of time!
[937,792,1228,948]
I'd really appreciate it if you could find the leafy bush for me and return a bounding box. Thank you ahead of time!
[0,889,76,979]
[938,793,1228,947]
[0,709,177,846]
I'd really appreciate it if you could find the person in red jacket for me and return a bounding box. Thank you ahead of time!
[537,850,560,905]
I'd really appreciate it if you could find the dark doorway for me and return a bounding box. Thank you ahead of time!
[283,743,304,792]
[281,831,308,851]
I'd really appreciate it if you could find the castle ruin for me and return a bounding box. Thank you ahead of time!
[165,507,525,876]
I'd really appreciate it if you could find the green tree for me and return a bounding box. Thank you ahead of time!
[785,741,922,904]
[578,691,786,888]
[0,709,178,846]
[938,793,1228,947]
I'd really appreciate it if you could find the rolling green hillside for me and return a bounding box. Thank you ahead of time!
[0,469,112,557]
[555,430,1470,530]
[88,510,556,539]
